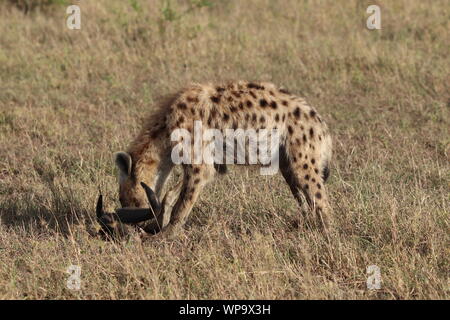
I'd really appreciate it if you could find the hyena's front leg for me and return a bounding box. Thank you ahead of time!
[162,164,216,237]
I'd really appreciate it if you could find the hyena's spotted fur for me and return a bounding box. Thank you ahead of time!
[115,80,333,237]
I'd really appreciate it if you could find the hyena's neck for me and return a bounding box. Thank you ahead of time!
[127,123,172,197]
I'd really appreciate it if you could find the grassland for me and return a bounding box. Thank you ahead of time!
[0,0,448,299]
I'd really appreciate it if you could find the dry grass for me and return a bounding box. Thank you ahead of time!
[0,0,448,299]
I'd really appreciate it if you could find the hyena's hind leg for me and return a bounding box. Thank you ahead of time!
[279,142,333,232]
[162,164,216,237]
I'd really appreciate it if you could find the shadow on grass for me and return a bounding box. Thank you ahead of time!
[0,161,98,237]
[0,191,95,238]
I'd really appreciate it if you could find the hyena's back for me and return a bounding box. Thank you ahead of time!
[164,81,332,175]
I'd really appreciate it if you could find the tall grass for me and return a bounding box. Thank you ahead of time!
[0,0,448,299]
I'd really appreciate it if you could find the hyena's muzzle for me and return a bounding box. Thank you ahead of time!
[96,182,171,239]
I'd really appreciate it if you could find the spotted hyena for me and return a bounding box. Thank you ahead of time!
[107,81,333,238]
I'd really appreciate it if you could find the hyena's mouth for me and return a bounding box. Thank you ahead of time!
[95,182,171,235]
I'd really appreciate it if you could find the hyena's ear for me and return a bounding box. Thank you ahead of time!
[114,151,132,176]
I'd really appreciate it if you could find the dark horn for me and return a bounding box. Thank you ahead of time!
[96,194,104,219]
[140,182,161,216]
[101,183,161,225]
[115,208,152,224]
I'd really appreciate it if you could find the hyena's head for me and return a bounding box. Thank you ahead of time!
[114,151,148,208]
[95,182,163,240]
